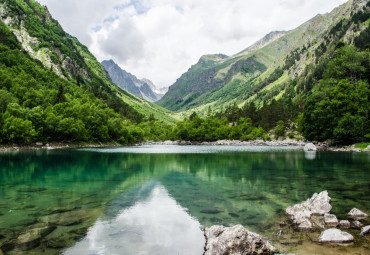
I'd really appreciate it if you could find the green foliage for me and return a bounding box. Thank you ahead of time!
[302,45,369,144]
[274,120,286,138]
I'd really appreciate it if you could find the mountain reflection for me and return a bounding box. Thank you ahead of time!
[64,182,205,255]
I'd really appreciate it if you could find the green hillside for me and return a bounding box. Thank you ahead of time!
[157,0,369,116]
[0,0,175,144]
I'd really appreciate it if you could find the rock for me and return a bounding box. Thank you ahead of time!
[359,225,370,236]
[351,149,362,153]
[353,220,363,228]
[40,209,99,226]
[204,225,276,255]
[279,221,287,227]
[298,219,313,231]
[348,208,368,218]
[286,191,332,228]
[1,223,55,252]
[324,214,339,227]
[339,220,350,229]
[318,228,354,243]
[304,143,317,151]
[35,142,43,146]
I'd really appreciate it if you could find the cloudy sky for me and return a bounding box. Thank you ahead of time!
[37,0,347,88]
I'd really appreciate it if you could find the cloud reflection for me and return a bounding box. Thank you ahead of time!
[64,183,205,255]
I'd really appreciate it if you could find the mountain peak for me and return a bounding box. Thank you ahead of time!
[101,60,165,102]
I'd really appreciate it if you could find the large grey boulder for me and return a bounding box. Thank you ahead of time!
[304,143,317,151]
[204,225,276,255]
[286,191,332,230]
[348,208,368,218]
[318,228,354,243]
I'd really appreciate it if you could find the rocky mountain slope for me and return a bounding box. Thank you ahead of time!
[101,60,166,102]
[0,0,175,123]
[157,0,369,114]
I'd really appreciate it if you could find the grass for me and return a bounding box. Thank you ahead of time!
[355,142,370,151]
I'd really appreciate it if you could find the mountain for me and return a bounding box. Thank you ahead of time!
[0,0,176,144]
[101,60,166,102]
[157,0,369,114]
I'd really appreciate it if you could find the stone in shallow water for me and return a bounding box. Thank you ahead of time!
[286,190,332,229]
[324,214,339,227]
[40,209,100,226]
[339,220,350,229]
[1,223,55,252]
[204,224,276,255]
[348,208,368,218]
[298,219,313,231]
[353,220,363,228]
[318,228,354,243]
[304,143,317,151]
[359,225,370,236]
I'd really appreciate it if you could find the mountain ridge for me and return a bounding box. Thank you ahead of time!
[157,0,368,114]
[101,59,166,102]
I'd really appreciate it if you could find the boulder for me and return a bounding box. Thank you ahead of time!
[304,143,317,151]
[348,208,368,218]
[204,225,276,255]
[339,220,350,229]
[324,214,339,227]
[359,225,370,236]
[318,228,354,243]
[286,191,332,228]
[298,219,313,231]
[353,220,363,228]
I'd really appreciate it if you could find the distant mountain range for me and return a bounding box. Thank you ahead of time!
[101,60,167,102]
[157,0,369,114]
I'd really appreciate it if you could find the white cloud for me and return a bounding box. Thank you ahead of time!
[37,0,347,87]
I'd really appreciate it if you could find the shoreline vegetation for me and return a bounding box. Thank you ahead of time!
[0,139,369,153]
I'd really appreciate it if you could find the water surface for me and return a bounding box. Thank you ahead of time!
[0,146,369,254]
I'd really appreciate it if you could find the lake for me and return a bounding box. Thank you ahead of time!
[0,145,369,254]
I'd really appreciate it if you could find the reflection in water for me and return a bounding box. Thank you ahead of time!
[65,182,205,255]
[0,147,369,254]
[305,151,317,160]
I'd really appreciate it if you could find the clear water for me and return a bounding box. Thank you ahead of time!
[0,146,369,254]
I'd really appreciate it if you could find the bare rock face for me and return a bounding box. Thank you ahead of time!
[324,214,339,227]
[348,208,368,218]
[286,191,332,230]
[318,228,354,243]
[204,225,276,255]
[359,225,370,236]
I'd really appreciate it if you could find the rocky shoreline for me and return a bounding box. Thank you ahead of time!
[1,139,369,153]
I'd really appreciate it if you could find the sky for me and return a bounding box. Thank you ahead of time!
[37,0,347,88]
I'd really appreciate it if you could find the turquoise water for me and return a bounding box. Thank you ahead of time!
[0,146,369,254]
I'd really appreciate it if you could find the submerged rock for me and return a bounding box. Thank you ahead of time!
[304,143,317,151]
[204,225,276,255]
[339,220,350,229]
[348,208,368,218]
[286,191,332,230]
[318,228,354,243]
[1,223,55,252]
[40,209,100,226]
[359,225,370,236]
[324,214,339,227]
